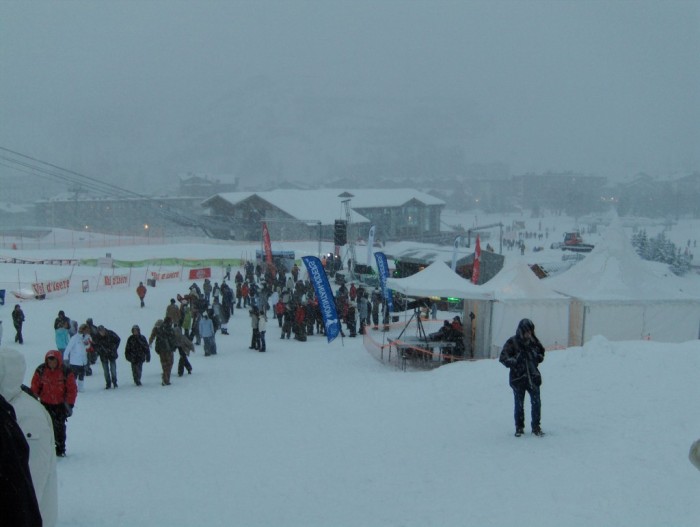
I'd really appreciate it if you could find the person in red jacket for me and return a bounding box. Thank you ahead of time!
[30,351,78,457]
[136,281,147,308]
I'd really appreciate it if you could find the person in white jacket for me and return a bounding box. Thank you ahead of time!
[64,324,91,392]
[0,347,58,527]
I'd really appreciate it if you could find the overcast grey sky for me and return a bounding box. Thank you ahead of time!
[1,0,698,190]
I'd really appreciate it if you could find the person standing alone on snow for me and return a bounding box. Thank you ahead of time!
[136,281,147,308]
[499,318,546,437]
[12,304,25,344]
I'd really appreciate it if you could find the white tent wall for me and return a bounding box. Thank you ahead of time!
[641,301,700,342]
[581,303,647,344]
[489,300,570,358]
[572,300,700,345]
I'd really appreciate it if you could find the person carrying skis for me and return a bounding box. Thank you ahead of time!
[499,318,546,437]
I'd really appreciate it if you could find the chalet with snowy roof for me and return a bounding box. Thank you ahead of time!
[200,189,445,242]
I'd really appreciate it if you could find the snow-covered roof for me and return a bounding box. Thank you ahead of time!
[385,260,493,300]
[483,262,569,301]
[211,188,444,226]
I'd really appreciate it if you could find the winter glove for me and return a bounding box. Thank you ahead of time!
[64,402,74,417]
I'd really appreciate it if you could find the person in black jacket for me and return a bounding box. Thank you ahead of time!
[12,304,25,344]
[93,325,121,389]
[499,318,546,437]
[124,325,150,386]
[0,393,43,527]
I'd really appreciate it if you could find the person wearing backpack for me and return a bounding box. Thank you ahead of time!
[30,350,78,457]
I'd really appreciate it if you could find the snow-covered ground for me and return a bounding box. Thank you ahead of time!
[1,211,699,526]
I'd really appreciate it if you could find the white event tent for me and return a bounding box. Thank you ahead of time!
[545,221,700,345]
[474,262,571,358]
[384,260,492,301]
[384,259,571,359]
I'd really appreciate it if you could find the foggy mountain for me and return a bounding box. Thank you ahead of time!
[161,75,486,188]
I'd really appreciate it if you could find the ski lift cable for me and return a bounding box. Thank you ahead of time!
[0,146,142,198]
[0,146,222,234]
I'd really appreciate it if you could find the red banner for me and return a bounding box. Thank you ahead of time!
[471,235,481,284]
[262,222,275,273]
[188,268,211,280]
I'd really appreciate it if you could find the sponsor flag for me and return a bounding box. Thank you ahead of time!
[302,256,340,343]
[374,252,394,312]
[451,235,461,271]
[366,225,376,266]
[262,222,275,275]
[472,235,481,284]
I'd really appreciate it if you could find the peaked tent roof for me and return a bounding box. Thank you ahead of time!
[385,260,493,300]
[483,262,569,301]
[546,219,696,301]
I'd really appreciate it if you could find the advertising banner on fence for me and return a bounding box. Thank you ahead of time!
[374,252,394,312]
[188,268,211,280]
[103,274,129,287]
[150,270,181,281]
[301,256,340,343]
[32,278,71,297]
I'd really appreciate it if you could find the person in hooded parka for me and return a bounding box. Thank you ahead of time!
[149,318,177,386]
[499,318,546,437]
[30,350,78,457]
[124,325,150,386]
[0,347,58,527]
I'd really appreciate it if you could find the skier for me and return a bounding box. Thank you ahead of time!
[499,318,546,437]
